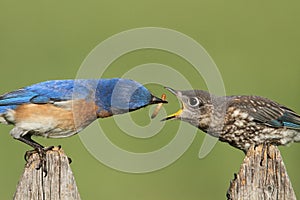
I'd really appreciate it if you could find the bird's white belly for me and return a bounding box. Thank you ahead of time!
[15,116,79,138]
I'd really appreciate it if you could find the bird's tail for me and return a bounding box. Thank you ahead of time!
[0,106,15,124]
[0,89,27,124]
[0,116,6,124]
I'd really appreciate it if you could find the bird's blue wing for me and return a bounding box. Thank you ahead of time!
[24,80,78,102]
[0,80,100,115]
[0,80,73,106]
[0,89,38,114]
[0,78,153,116]
[0,89,38,105]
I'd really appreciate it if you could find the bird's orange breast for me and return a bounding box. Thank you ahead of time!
[13,100,99,138]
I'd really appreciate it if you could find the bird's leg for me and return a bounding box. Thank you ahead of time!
[10,127,71,175]
[17,134,54,176]
[17,134,44,160]
[19,135,72,165]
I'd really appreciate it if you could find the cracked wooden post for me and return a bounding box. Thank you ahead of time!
[227,144,296,200]
[13,147,81,200]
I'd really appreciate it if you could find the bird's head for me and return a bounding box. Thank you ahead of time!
[97,79,167,116]
[162,87,213,130]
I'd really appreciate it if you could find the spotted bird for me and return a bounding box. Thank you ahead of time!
[163,87,300,152]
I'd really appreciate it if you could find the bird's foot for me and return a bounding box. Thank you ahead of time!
[24,146,54,177]
[24,145,72,175]
[24,146,54,162]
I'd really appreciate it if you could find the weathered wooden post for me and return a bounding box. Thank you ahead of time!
[14,147,81,200]
[227,144,297,200]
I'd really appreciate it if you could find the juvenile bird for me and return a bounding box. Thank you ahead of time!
[0,78,166,157]
[163,88,300,152]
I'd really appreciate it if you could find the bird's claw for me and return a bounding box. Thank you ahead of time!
[24,146,55,177]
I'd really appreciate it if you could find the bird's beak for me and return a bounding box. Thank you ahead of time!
[161,87,184,121]
[150,95,168,104]
[161,109,183,121]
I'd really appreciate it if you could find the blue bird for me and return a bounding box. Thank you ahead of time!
[163,88,300,152]
[0,78,167,154]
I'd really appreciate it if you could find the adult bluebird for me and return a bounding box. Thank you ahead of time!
[162,88,300,152]
[0,78,167,154]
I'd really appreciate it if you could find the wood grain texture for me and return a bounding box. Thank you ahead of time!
[14,147,81,200]
[227,145,296,200]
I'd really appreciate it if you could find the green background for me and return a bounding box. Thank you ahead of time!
[0,0,300,199]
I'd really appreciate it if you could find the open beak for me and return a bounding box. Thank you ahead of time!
[161,87,184,121]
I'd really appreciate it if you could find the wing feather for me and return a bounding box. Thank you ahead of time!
[230,96,300,129]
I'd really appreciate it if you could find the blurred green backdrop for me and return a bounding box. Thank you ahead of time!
[0,0,300,199]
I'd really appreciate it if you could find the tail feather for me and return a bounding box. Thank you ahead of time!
[0,97,34,106]
[0,116,7,124]
[0,89,32,124]
[279,108,300,130]
[0,105,16,124]
[0,105,16,115]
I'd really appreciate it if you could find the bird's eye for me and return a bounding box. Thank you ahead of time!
[188,97,200,107]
